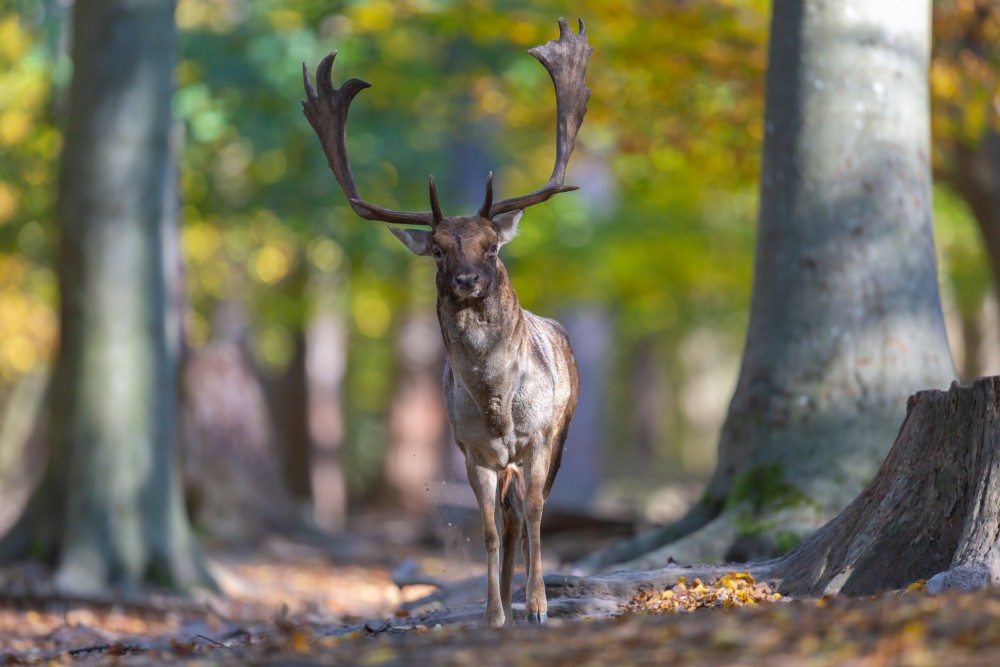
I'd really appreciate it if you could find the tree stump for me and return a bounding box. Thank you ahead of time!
[773,376,1000,596]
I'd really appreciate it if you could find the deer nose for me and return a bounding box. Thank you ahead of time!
[453,271,480,292]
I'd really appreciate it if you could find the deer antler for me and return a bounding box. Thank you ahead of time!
[487,18,592,218]
[302,53,438,227]
[302,18,591,225]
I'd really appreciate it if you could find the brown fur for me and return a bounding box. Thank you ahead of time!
[396,213,579,627]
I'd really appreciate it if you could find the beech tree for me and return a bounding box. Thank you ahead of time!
[578,0,956,572]
[0,0,212,593]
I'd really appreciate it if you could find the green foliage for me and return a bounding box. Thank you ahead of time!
[936,186,991,318]
[0,0,996,495]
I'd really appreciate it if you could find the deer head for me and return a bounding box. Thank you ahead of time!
[301,18,592,304]
[386,174,524,301]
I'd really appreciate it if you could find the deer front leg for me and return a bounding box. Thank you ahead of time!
[465,456,504,628]
[523,443,551,624]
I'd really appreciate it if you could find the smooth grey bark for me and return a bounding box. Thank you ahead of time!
[0,0,212,594]
[577,0,955,573]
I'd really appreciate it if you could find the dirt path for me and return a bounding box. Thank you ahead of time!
[3,539,1000,666]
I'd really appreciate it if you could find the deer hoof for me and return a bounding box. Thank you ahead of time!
[526,612,547,624]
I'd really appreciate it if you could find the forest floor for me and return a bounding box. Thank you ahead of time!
[2,528,1000,666]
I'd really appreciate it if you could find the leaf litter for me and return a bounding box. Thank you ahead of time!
[3,557,1000,666]
[625,571,782,613]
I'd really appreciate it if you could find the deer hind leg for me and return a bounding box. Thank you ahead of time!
[520,520,530,598]
[465,456,504,628]
[523,443,551,624]
[499,488,523,626]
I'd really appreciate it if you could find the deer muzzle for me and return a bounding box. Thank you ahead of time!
[452,269,482,299]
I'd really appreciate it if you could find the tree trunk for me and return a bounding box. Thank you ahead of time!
[263,262,315,518]
[375,312,446,516]
[0,0,212,594]
[180,301,303,543]
[0,373,47,535]
[270,329,315,513]
[773,376,1000,595]
[306,311,348,531]
[940,0,1000,286]
[954,131,1000,341]
[577,0,955,573]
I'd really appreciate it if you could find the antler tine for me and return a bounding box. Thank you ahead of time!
[488,17,592,218]
[302,52,437,227]
[477,172,494,218]
[429,175,444,226]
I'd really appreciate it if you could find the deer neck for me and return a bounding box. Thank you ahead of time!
[436,263,522,364]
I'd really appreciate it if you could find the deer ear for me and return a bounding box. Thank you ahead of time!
[388,226,432,256]
[492,210,523,247]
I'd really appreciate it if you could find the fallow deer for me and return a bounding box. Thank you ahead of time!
[302,18,591,628]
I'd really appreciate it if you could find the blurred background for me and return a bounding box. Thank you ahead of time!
[0,0,996,550]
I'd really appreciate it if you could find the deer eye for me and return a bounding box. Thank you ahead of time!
[431,246,443,260]
[486,244,498,257]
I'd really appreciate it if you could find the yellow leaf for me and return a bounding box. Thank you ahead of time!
[0,181,19,223]
[0,110,30,145]
[249,244,290,285]
[290,628,312,653]
[350,0,395,33]
[361,646,398,665]
[0,16,30,62]
[901,620,927,640]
